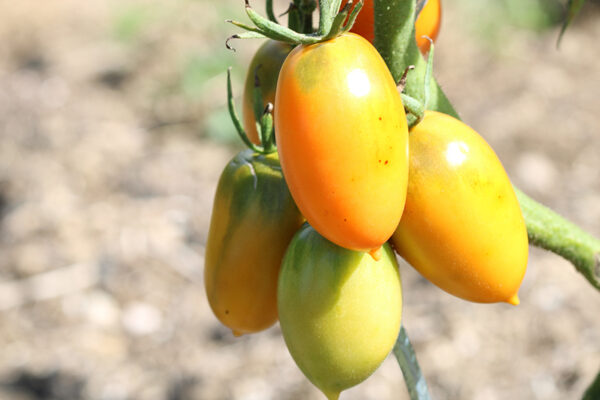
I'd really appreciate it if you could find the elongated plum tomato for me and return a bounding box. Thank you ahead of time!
[204,150,303,336]
[343,0,441,54]
[278,224,402,400]
[274,33,408,254]
[391,111,528,305]
[242,40,293,145]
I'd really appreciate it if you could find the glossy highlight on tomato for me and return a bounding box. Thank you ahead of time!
[274,33,409,253]
[278,224,402,400]
[344,0,441,54]
[204,150,304,336]
[243,40,293,145]
[391,111,528,305]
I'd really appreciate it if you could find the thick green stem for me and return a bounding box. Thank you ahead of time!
[374,0,457,118]
[374,0,600,292]
[516,189,600,289]
[393,326,431,400]
[297,0,316,34]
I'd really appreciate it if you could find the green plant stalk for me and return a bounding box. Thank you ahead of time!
[374,0,600,292]
[393,327,431,400]
[517,189,600,289]
[318,0,342,35]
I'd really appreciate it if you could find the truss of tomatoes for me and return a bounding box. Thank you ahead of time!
[205,24,528,400]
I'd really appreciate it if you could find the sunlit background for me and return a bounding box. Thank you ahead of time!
[0,0,599,399]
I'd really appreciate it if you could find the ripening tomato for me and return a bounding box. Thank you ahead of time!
[391,111,528,305]
[204,150,304,336]
[243,40,294,145]
[344,0,441,54]
[415,0,441,54]
[274,33,409,254]
[278,224,402,400]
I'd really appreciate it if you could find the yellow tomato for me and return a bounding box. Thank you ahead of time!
[391,111,528,305]
[278,224,402,400]
[274,33,409,254]
[204,150,304,335]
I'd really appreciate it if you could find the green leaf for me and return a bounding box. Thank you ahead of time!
[558,0,586,46]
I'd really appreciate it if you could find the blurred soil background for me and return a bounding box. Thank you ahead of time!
[0,0,599,399]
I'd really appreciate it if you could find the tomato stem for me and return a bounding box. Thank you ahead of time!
[226,68,263,153]
[400,94,424,128]
[423,40,434,109]
[374,0,458,117]
[393,326,431,400]
[286,3,301,32]
[230,0,363,46]
[317,0,343,35]
[226,68,277,154]
[296,0,316,34]
[516,189,600,290]
[266,0,278,23]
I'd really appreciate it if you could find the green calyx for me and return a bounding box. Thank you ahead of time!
[226,0,364,49]
[396,38,437,129]
[226,67,276,154]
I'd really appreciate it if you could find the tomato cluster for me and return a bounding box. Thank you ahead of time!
[205,2,528,398]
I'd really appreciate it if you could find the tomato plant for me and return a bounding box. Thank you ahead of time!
[391,111,528,304]
[274,32,408,255]
[278,224,402,400]
[204,149,303,336]
[212,0,600,398]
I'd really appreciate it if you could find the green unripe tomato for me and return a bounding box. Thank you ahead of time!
[278,224,402,400]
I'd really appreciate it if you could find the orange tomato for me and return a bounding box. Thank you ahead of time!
[391,111,528,305]
[415,0,441,54]
[274,33,409,253]
[344,0,441,54]
[242,40,293,145]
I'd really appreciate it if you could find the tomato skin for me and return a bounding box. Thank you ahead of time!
[242,40,293,145]
[278,224,402,400]
[204,150,304,335]
[274,33,409,253]
[346,0,441,54]
[391,111,528,305]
